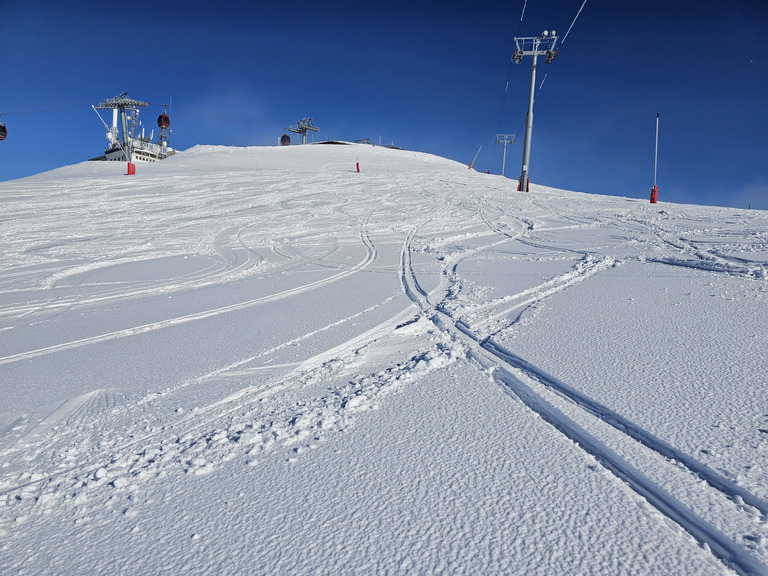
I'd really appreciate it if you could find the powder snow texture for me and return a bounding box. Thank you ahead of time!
[0,144,766,575]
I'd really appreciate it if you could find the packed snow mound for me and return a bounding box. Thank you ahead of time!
[1,143,767,575]
[23,142,472,182]
[163,142,471,174]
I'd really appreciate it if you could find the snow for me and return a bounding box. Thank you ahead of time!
[1,143,766,575]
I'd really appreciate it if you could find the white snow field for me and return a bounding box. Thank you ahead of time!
[1,143,766,575]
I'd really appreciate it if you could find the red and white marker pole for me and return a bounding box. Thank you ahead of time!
[650,113,659,204]
[468,145,482,170]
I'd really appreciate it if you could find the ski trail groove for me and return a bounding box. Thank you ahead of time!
[480,338,768,517]
[399,231,768,576]
[488,365,767,576]
[2,215,438,507]
[468,253,615,338]
[0,216,378,367]
[0,303,446,530]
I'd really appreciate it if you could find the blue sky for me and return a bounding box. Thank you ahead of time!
[1,0,766,209]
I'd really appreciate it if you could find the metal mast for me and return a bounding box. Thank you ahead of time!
[654,113,659,186]
[288,118,320,145]
[512,31,558,191]
[651,113,659,203]
[94,93,148,162]
[495,134,516,177]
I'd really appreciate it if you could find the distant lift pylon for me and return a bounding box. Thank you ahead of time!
[288,118,319,145]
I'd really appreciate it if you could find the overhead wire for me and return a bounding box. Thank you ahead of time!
[0,102,92,116]
[517,0,528,36]
[0,107,86,116]
[0,101,90,109]
[534,0,589,98]
[496,65,514,134]
[496,0,529,134]
[560,0,589,47]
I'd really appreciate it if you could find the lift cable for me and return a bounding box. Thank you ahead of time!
[496,64,514,134]
[0,102,92,116]
[560,0,588,47]
[533,0,589,97]
[496,0,530,134]
[516,0,528,37]
[0,101,90,109]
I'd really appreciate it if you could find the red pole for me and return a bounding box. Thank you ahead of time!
[651,114,659,203]
[468,145,482,170]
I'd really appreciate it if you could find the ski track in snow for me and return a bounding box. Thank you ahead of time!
[398,200,768,574]
[1,145,766,574]
[0,208,378,367]
[0,158,462,554]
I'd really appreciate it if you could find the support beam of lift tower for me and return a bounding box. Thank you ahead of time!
[512,31,558,192]
[288,118,320,145]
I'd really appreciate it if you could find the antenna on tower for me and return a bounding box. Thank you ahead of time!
[288,118,320,145]
[512,31,559,191]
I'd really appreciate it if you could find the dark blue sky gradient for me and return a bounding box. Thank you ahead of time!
[1,0,766,208]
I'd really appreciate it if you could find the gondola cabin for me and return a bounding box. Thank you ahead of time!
[157,113,170,129]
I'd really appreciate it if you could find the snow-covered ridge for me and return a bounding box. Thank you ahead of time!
[138,142,471,176]
[1,145,766,575]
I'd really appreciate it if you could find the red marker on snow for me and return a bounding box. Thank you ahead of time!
[651,114,659,204]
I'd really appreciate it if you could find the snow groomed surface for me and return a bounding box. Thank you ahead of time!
[1,144,766,574]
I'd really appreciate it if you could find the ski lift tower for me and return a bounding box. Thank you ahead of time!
[495,134,516,177]
[288,117,320,144]
[512,31,558,191]
[93,93,148,162]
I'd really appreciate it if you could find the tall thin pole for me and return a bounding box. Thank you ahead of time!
[654,113,659,187]
[512,32,557,192]
[502,140,507,176]
[496,134,515,177]
[119,106,132,162]
[519,47,538,191]
[468,145,483,170]
[650,113,659,203]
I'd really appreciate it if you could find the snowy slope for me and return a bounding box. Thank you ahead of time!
[1,143,766,575]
